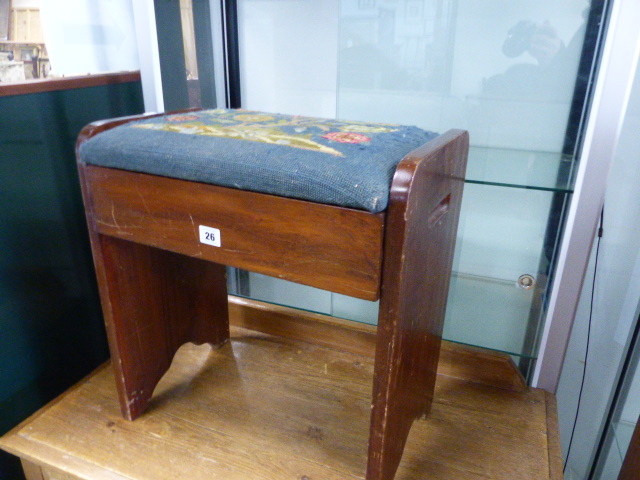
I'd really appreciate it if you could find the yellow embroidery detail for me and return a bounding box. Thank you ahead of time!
[135,123,346,156]
[132,109,400,157]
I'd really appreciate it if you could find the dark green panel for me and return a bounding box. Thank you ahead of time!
[0,80,144,480]
[193,0,217,109]
[155,0,190,111]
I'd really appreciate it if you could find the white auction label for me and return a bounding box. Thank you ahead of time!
[199,225,221,247]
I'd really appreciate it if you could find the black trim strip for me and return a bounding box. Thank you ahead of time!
[223,0,242,108]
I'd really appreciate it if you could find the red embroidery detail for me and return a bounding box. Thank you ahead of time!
[167,115,199,122]
[322,132,371,144]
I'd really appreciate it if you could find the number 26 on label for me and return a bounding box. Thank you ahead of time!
[199,225,221,247]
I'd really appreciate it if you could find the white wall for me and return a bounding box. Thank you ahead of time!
[12,0,41,8]
[238,0,339,117]
[40,0,139,76]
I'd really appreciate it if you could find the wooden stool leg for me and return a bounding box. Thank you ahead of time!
[367,288,444,480]
[94,235,230,420]
[366,131,468,480]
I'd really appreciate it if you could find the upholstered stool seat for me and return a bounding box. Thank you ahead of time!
[76,108,468,480]
[79,109,438,212]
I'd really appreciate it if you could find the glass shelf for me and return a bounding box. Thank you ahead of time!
[465,146,576,193]
[443,272,537,359]
[229,270,538,361]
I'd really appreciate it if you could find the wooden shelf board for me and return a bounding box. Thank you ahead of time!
[0,299,560,480]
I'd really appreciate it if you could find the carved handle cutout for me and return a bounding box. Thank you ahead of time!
[428,194,451,227]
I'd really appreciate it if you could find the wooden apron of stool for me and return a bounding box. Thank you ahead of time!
[77,114,468,480]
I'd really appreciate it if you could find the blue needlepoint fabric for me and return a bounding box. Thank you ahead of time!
[79,109,438,213]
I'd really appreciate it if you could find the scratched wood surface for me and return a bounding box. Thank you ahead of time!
[79,164,385,301]
[76,112,469,480]
[227,296,529,393]
[367,129,468,479]
[1,318,561,480]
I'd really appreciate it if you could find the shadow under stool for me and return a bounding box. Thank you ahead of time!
[76,109,469,480]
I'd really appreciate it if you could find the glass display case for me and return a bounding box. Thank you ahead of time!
[231,0,604,380]
[556,37,640,478]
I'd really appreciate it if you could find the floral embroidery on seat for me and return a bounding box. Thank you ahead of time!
[233,114,275,122]
[132,109,399,157]
[340,124,396,134]
[166,115,199,122]
[322,132,371,144]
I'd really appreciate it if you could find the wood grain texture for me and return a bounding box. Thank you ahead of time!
[228,295,527,393]
[437,342,527,393]
[80,165,384,301]
[0,325,559,480]
[76,110,469,479]
[229,295,379,358]
[0,71,141,97]
[40,464,86,480]
[368,129,469,480]
[21,460,45,480]
[543,392,564,480]
[80,217,230,419]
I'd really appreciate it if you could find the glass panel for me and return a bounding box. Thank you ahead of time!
[336,1,588,152]
[445,184,552,357]
[557,47,640,478]
[245,273,333,315]
[466,147,574,192]
[618,369,640,458]
[593,347,640,479]
[236,0,600,364]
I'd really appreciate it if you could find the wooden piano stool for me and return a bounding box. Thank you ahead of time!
[73,109,469,480]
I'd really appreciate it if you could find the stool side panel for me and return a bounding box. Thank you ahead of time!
[367,130,469,480]
[81,165,384,301]
[78,164,231,420]
[97,236,230,419]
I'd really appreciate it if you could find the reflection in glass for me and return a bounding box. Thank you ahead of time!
[236,0,603,370]
[335,0,597,369]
